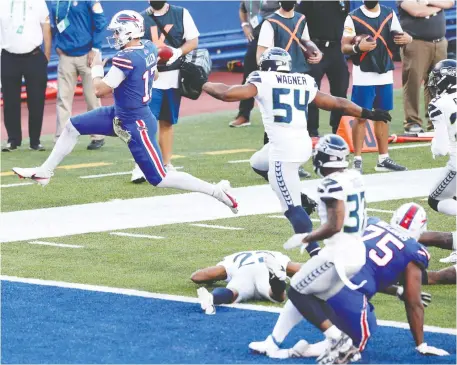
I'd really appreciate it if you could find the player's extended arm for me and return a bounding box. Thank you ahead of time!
[427,266,457,285]
[381,284,432,307]
[286,261,303,277]
[202,82,258,102]
[303,199,345,244]
[418,231,454,250]
[313,90,392,122]
[190,265,228,284]
[403,262,425,346]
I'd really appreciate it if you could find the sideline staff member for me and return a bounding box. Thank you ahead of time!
[0,0,51,152]
[297,0,350,136]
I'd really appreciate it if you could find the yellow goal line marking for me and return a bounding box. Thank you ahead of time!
[0,162,112,176]
[203,148,256,156]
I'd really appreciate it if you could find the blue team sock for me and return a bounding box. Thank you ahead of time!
[212,287,234,305]
[285,206,321,256]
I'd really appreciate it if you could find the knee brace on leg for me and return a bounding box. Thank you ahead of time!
[428,196,439,212]
[288,287,329,329]
[212,287,234,305]
[285,206,320,256]
[252,167,269,181]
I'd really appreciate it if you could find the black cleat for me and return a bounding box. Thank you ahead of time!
[375,157,407,172]
[298,166,311,179]
[87,139,105,150]
[301,193,317,215]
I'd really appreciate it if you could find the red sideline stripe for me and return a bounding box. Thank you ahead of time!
[112,57,132,64]
[112,62,133,70]
[399,205,419,230]
[136,120,166,178]
[359,295,370,351]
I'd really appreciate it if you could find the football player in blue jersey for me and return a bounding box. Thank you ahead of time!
[264,203,450,363]
[12,10,238,214]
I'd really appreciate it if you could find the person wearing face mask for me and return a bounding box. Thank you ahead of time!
[131,1,199,183]
[256,0,323,179]
[341,1,412,174]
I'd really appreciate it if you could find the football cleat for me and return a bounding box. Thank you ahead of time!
[318,333,360,365]
[301,193,317,215]
[12,167,52,186]
[249,335,280,356]
[131,164,146,184]
[214,180,238,214]
[197,287,216,315]
[352,159,363,174]
[375,157,407,172]
[440,251,457,264]
[164,163,177,172]
[265,255,287,282]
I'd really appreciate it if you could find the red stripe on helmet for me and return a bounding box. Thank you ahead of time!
[399,205,419,230]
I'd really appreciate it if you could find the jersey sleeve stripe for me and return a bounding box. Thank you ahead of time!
[247,77,262,83]
[112,57,132,64]
[327,186,343,193]
[112,61,134,70]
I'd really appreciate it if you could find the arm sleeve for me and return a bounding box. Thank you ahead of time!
[257,20,275,48]
[343,15,356,37]
[38,0,50,24]
[301,23,310,41]
[183,8,200,41]
[390,11,403,32]
[111,54,134,78]
[90,0,108,49]
[103,66,127,89]
[317,178,345,201]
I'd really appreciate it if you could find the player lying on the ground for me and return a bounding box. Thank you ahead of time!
[251,135,370,364]
[250,203,450,361]
[191,250,302,315]
[203,47,391,260]
[427,59,456,218]
[11,10,238,214]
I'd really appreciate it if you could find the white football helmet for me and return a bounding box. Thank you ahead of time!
[107,10,145,50]
[391,203,427,240]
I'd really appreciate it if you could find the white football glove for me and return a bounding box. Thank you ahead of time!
[396,286,432,307]
[416,342,449,356]
[166,47,183,66]
[283,233,308,251]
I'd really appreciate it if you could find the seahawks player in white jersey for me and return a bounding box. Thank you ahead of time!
[427,59,457,218]
[191,250,302,315]
[203,47,389,260]
[250,135,366,364]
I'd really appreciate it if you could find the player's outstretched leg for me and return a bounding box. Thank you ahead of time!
[12,121,80,186]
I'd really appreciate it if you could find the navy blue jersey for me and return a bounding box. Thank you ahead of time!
[111,40,158,112]
[353,217,430,299]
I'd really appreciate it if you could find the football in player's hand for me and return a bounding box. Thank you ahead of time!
[158,46,173,64]
[300,40,320,59]
[351,34,375,45]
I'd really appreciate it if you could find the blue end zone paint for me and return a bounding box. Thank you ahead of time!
[2,281,455,364]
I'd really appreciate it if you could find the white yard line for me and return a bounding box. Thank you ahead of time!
[389,143,431,150]
[189,223,244,230]
[80,172,131,179]
[1,182,34,188]
[228,159,250,164]
[1,275,455,336]
[110,232,164,239]
[367,208,395,214]
[28,241,83,248]
[0,168,444,243]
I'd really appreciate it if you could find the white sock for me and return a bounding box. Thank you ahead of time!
[41,122,80,173]
[271,300,303,344]
[437,199,457,216]
[157,170,216,196]
[354,156,362,160]
[324,325,342,341]
[378,154,389,163]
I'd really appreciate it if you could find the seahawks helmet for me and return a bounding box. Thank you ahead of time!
[259,47,292,72]
[313,134,349,177]
[428,59,456,96]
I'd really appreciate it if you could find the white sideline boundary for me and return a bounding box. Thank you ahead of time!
[2,275,455,336]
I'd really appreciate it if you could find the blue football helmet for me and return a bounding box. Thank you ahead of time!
[313,134,349,177]
[428,59,456,96]
[259,47,292,72]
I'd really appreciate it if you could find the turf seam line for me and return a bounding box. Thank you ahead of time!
[189,223,244,230]
[28,241,83,248]
[109,232,164,239]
